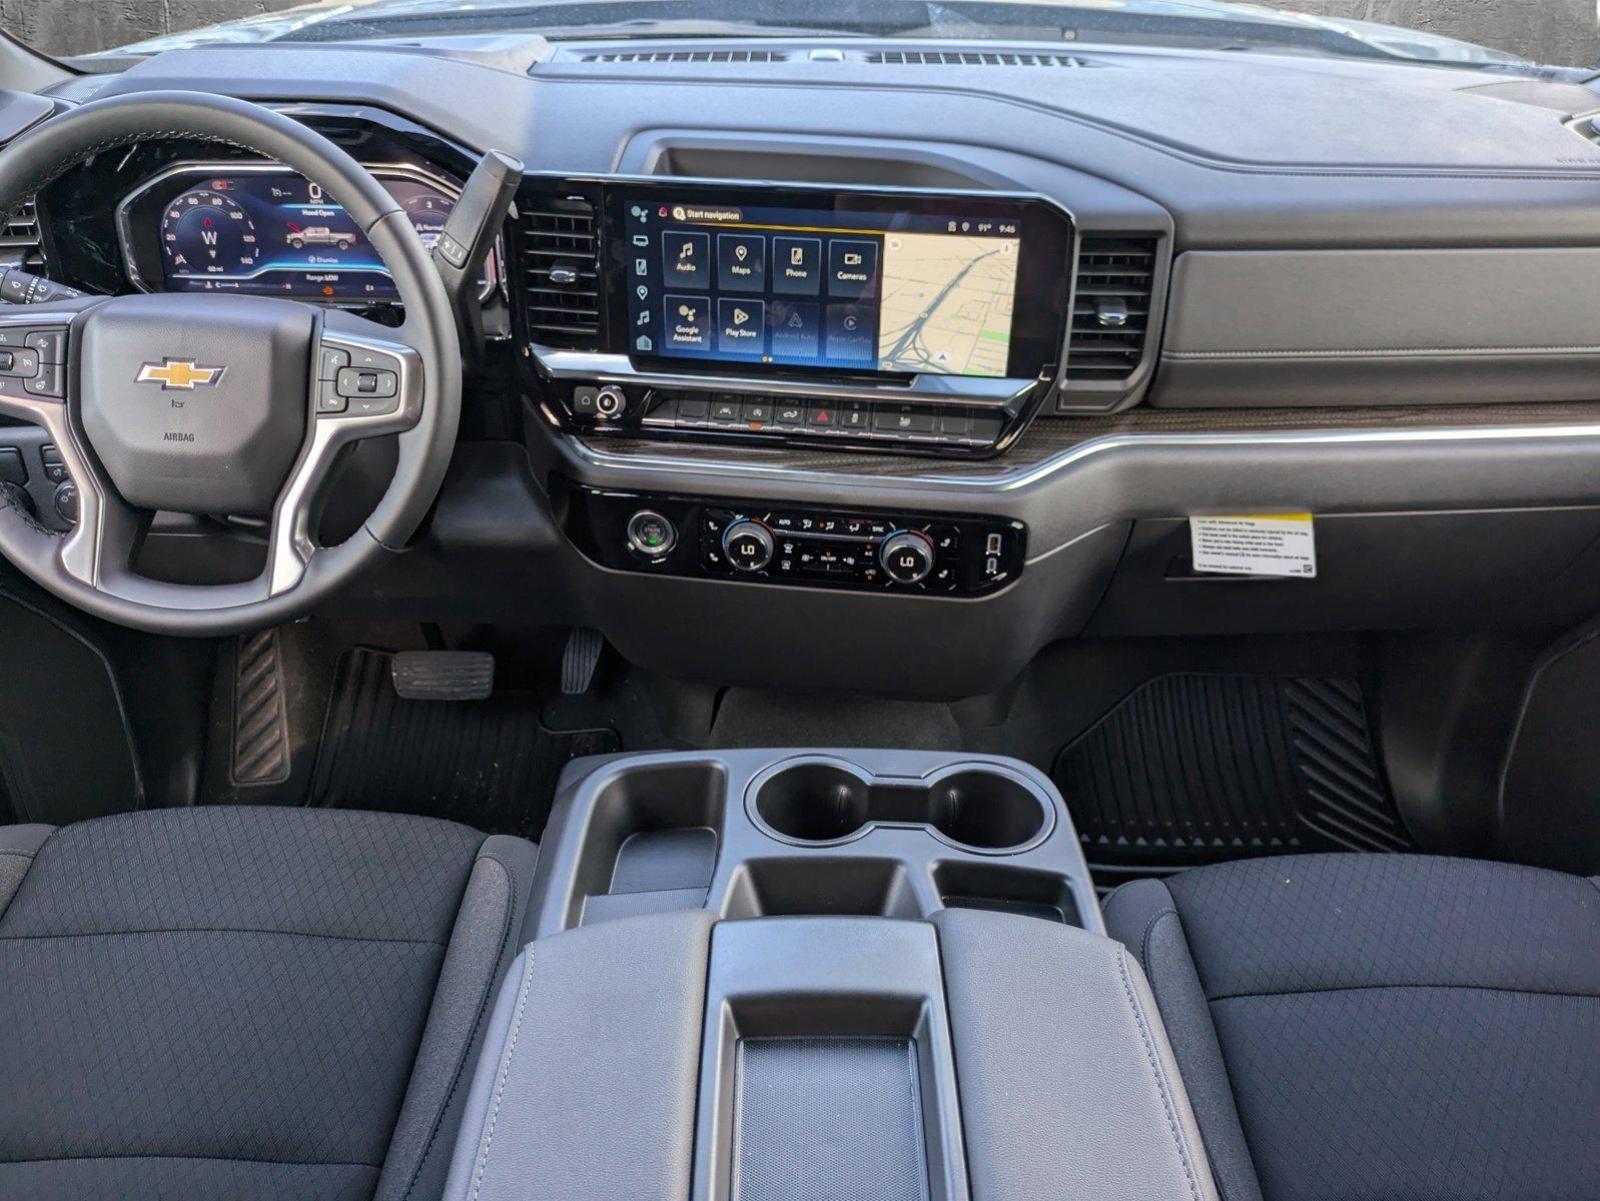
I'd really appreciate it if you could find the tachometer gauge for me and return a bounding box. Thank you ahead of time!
[161,189,260,280]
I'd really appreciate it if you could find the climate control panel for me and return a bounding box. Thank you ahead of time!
[563,483,1025,597]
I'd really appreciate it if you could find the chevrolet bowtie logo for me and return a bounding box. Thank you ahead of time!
[135,359,225,390]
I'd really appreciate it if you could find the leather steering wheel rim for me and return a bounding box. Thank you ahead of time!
[0,90,461,636]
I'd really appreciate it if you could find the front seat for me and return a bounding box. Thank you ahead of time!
[0,806,538,1201]
[1104,854,1600,1201]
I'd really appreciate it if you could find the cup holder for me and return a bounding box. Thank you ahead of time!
[751,759,1052,854]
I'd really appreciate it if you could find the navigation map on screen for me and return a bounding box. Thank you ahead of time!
[621,196,1022,378]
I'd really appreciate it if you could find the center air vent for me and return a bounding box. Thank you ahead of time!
[516,196,600,350]
[864,49,1087,67]
[1065,236,1159,383]
[0,202,45,271]
[579,48,788,63]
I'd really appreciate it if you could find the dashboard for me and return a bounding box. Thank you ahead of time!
[9,34,1600,693]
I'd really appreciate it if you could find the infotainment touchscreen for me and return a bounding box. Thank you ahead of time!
[605,185,1071,381]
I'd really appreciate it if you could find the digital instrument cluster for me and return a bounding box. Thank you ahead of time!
[119,166,495,303]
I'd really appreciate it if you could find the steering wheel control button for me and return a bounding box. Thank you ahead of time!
[315,339,409,420]
[722,519,776,572]
[880,530,937,585]
[25,330,66,362]
[24,366,62,398]
[0,348,38,378]
[625,510,677,560]
[0,448,24,485]
[335,366,398,399]
[348,393,401,417]
[40,444,68,484]
[52,481,78,525]
[318,346,351,379]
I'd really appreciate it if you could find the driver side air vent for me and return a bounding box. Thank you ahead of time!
[516,196,601,349]
[0,202,46,271]
[1065,236,1158,382]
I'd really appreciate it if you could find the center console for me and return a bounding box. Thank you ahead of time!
[439,749,1219,1201]
[519,177,1075,459]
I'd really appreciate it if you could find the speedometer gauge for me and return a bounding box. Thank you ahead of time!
[161,189,260,281]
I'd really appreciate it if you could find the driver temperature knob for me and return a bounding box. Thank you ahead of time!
[722,519,775,572]
[879,529,936,585]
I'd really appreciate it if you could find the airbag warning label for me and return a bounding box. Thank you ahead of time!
[1190,514,1317,579]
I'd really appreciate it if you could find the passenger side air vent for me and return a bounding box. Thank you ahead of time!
[579,48,789,63]
[1065,236,1158,383]
[0,201,46,270]
[516,196,600,349]
[864,49,1087,67]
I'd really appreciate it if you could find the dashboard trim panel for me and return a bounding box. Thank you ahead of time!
[560,416,1600,501]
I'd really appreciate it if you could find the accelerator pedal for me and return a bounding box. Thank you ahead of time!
[561,628,605,696]
[391,650,495,702]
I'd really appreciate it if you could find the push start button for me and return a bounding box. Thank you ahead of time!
[626,509,677,559]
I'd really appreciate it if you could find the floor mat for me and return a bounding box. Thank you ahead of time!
[1053,673,1412,874]
[308,648,619,838]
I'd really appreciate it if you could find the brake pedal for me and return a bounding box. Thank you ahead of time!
[391,650,494,701]
[561,628,604,695]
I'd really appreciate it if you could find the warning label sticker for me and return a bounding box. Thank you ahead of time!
[1189,514,1317,579]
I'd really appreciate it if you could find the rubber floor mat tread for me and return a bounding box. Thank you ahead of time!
[308,647,618,837]
[1053,673,1411,867]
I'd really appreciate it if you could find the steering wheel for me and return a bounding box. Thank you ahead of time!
[0,91,461,635]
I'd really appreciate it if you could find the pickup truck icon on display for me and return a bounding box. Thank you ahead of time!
[287,226,355,250]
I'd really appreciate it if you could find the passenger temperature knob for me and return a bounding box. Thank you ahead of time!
[722,519,775,572]
[879,529,935,585]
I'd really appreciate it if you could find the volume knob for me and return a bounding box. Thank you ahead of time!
[879,529,935,585]
[722,519,775,572]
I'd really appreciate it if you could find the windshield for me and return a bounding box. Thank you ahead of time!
[5,0,1591,73]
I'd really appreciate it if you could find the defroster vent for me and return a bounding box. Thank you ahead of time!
[516,195,601,349]
[1066,236,1158,382]
[865,49,1086,67]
